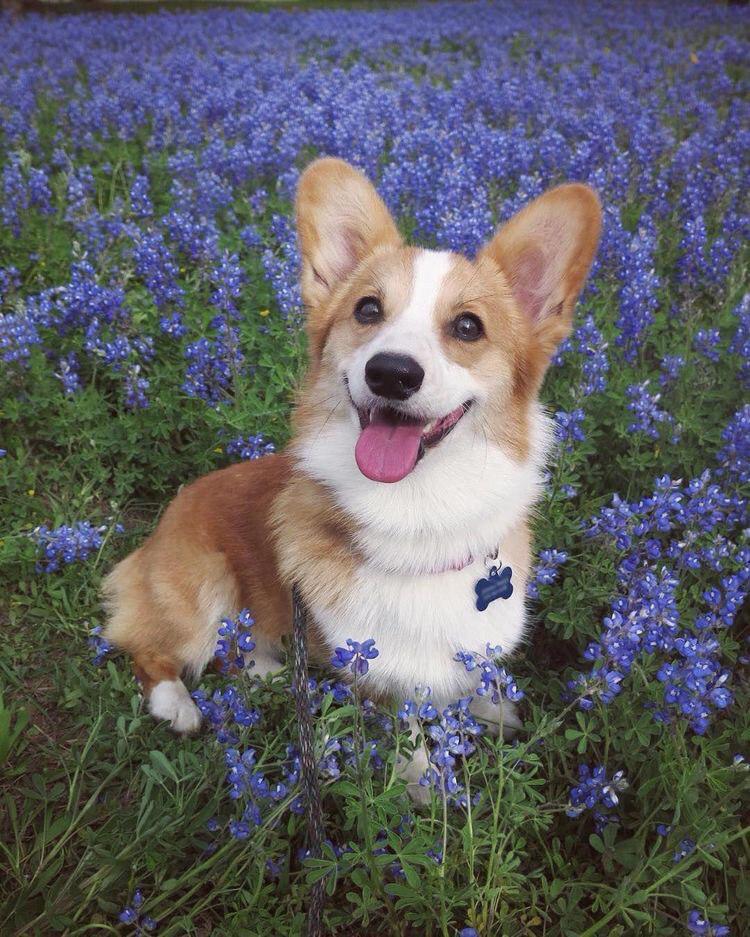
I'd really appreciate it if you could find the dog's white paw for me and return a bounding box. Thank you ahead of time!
[470,695,522,739]
[406,779,433,806]
[149,680,202,735]
[397,741,433,804]
[247,653,285,680]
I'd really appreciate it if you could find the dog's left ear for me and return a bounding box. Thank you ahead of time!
[296,157,402,313]
[479,184,601,361]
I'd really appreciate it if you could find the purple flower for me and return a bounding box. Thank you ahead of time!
[118,890,156,932]
[331,638,379,676]
[32,520,117,573]
[527,549,568,599]
[554,409,585,451]
[566,764,628,832]
[686,910,729,936]
[693,328,721,362]
[225,434,276,461]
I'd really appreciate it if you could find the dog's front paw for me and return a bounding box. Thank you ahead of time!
[149,680,202,735]
[397,742,433,804]
[406,779,432,805]
[470,695,522,739]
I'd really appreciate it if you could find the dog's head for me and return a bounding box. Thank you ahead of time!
[293,157,601,486]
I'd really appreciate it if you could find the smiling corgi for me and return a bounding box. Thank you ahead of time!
[103,158,601,770]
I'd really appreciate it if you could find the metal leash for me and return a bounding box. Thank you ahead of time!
[291,585,326,937]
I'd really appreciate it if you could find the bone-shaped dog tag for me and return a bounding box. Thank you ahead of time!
[474,565,513,611]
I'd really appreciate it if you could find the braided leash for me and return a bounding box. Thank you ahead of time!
[291,585,326,937]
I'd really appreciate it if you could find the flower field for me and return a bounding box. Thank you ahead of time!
[1,1,748,934]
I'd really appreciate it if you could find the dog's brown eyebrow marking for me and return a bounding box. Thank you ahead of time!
[453,262,484,308]
[456,291,497,306]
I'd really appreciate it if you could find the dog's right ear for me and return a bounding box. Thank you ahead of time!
[295,158,402,314]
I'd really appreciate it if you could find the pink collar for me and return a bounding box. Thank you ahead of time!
[418,548,501,576]
[367,548,498,577]
[429,554,475,574]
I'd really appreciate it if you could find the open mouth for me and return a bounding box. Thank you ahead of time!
[352,399,472,483]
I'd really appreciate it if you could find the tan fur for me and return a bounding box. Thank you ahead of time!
[103,456,293,690]
[479,182,603,388]
[296,157,403,364]
[102,159,601,718]
[270,475,362,664]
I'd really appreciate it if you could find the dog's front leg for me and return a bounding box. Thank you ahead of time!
[395,717,432,804]
[469,693,522,739]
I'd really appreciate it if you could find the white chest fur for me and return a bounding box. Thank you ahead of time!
[314,557,528,704]
[294,398,552,704]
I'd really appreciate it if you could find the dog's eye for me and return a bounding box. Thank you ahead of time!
[452,313,484,342]
[354,296,383,325]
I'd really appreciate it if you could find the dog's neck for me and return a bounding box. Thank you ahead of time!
[292,401,552,578]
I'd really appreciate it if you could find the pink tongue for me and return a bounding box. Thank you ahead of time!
[355,412,425,483]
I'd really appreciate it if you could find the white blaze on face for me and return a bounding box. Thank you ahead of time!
[345,249,483,419]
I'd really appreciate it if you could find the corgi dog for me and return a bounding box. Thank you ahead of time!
[103,158,601,790]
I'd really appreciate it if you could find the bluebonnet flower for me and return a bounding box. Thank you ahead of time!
[214,609,256,675]
[569,561,681,708]
[119,889,157,932]
[183,323,244,406]
[331,638,379,676]
[124,365,150,409]
[554,409,585,451]
[0,309,41,365]
[88,625,114,666]
[527,549,568,600]
[693,328,721,362]
[729,293,750,387]
[65,165,95,222]
[228,819,251,840]
[1,157,27,234]
[159,312,187,338]
[625,381,678,441]
[0,266,20,304]
[209,253,244,319]
[240,224,264,249]
[55,353,81,395]
[192,685,260,745]
[191,728,295,838]
[615,219,659,361]
[33,520,117,573]
[261,215,302,323]
[249,188,268,214]
[129,175,153,218]
[456,644,524,703]
[677,213,708,287]
[673,838,696,863]
[225,434,276,461]
[716,405,749,486]
[686,910,729,937]
[417,697,484,805]
[132,230,184,310]
[556,315,609,396]
[566,764,628,833]
[398,685,439,723]
[659,354,685,388]
[656,635,733,735]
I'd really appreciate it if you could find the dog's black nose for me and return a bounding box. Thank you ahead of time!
[365,352,425,401]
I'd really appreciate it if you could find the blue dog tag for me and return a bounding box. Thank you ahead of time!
[474,565,513,611]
